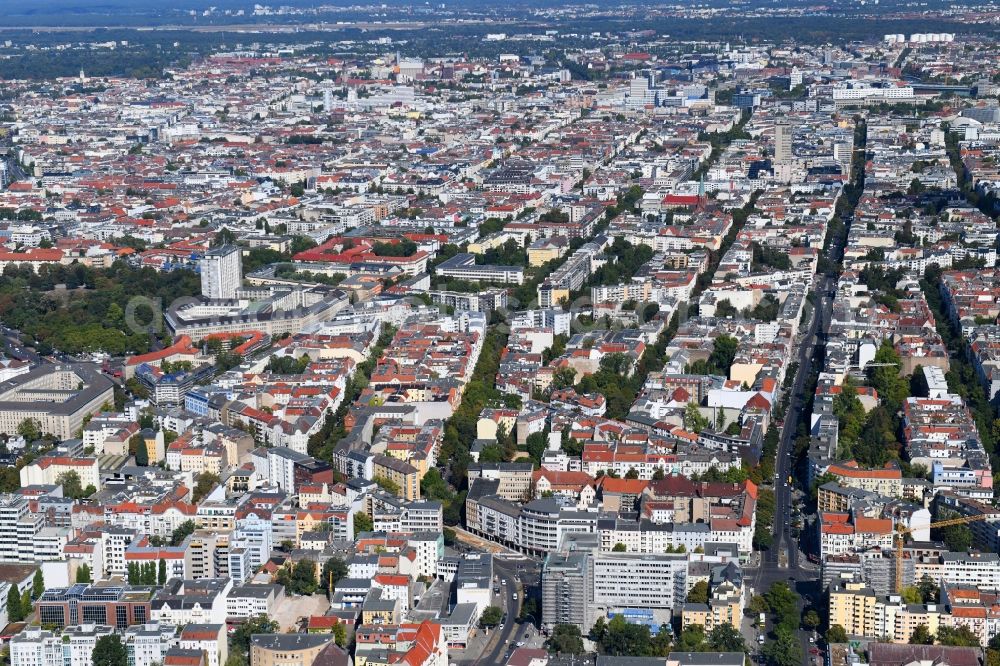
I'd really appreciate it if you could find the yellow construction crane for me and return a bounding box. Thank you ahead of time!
[894,514,988,593]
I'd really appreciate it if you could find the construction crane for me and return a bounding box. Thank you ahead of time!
[894,514,988,593]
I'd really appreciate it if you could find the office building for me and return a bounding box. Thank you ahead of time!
[542,532,689,632]
[0,363,115,440]
[434,253,525,285]
[35,584,154,629]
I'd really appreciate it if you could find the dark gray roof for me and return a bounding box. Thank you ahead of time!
[230,584,281,599]
[0,362,113,415]
[250,633,333,651]
[596,658,667,666]
[664,653,745,666]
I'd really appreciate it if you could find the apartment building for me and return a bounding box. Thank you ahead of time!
[827,461,904,497]
[466,463,533,502]
[681,562,745,633]
[372,454,421,501]
[828,577,881,638]
[11,624,115,666]
[468,494,598,556]
[542,547,594,633]
[819,512,894,558]
[226,584,283,619]
[178,624,228,666]
[150,578,232,626]
[0,493,38,562]
[249,634,338,666]
[21,456,100,491]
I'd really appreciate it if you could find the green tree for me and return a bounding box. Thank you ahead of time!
[867,340,908,412]
[331,622,347,647]
[420,468,454,501]
[832,378,866,454]
[683,403,709,433]
[764,581,799,633]
[549,624,584,654]
[293,559,318,594]
[321,556,348,593]
[277,559,318,595]
[762,627,803,666]
[707,335,739,376]
[910,624,935,645]
[56,471,87,500]
[802,609,820,631]
[853,406,899,467]
[134,438,149,466]
[16,418,41,441]
[525,431,548,466]
[612,543,627,552]
[936,625,980,647]
[170,520,197,546]
[686,580,710,604]
[353,512,373,538]
[479,606,503,629]
[373,475,401,496]
[91,635,128,666]
[901,586,923,605]
[20,588,31,619]
[518,595,539,624]
[715,299,738,318]
[676,624,706,652]
[827,624,849,643]
[0,467,19,493]
[707,623,746,652]
[552,366,577,390]
[6,585,24,622]
[478,444,507,463]
[192,472,220,503]
[590,617,608,643]
[599,614,657,656]
[918,575,939,603]
[940,523,973,552]
[747,594,768,618]
[31,570,43,599]
[231,615,278,656]
[158,559,167,585]
[225,654,247,666]
[75,563,91,584]
[988,636,1000,666]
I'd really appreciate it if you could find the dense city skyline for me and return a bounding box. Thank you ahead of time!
[0,3,1000,666]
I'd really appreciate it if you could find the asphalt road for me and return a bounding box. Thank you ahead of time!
[473,560,520,665]
[0,324,39,363]
[772,273,833,572]
[749,269,835,664]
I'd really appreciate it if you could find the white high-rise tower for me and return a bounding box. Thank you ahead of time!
[200,245,242,300]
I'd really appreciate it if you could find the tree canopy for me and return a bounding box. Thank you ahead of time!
[92,635,128,666]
